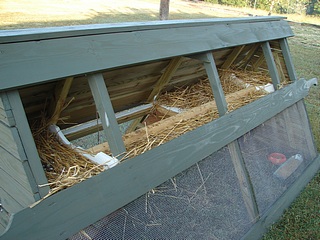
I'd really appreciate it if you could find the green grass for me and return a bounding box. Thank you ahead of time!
[1,0,319,238]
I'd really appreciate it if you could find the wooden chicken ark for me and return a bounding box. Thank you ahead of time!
[0,16,319,239]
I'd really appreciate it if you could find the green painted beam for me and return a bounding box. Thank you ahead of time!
[279,38,298,82]
[6,91,49,198]
[0,80,312,240]
[0,20,293,91]
[0,17,287,44]
[88,74,126,157]
[262,41,281,89]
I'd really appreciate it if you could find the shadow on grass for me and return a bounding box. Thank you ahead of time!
[1,8,220,30]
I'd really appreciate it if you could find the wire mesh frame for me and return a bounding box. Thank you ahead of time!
[70,100,317,240]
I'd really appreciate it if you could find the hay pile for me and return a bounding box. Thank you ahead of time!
[33,117,104,196]
[34,69,272,194]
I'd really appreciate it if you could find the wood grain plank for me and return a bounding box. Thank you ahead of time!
[0,187,23,214]
[221,45,246,69]
[228,141,259,222]
[6,91,49,198]
[0,20,293,91]
[0,123,25,160]
[0,147,32,193]
[0,108,15,127]
[0,78,312,240]
[0,168,35,208]
[0,17,288,44]
[262,42,281,89]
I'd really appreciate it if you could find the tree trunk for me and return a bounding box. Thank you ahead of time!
[160,0,170,20]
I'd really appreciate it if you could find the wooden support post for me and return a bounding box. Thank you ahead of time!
[126,56,183,133]
[202,52,228,115]
[88,73,126,157]
[228,141,259,223]
[262,41,281,90]
[279,38,298,82]
[6,90,50,198]
[49,77,73,125]
[221,45,245,69]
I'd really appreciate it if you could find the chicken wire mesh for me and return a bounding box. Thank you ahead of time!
[238,101,317,214]
[70,147,253,240]
[70,101,317,240]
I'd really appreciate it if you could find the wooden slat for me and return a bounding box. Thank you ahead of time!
[0,168,36,208]
[0,20,293,91]
[0,108,15,127]
[295,100,318,159]
[0,17,288,44]
[49,77,73,125]
[202,52,228,115]
[0,79,312,240]
[147,57,184,102]
[63,104,154,140]
[252,54,265,71]
[0,123,24,160]
[237,43,260,68]
[279,38,297,82]
[88,74,126,157]
[6,91,49,198]
[126,57,183,133]
[273,52,286,83]
[0,187,23,214]
[261,42,281,89]
[0,147,33,193]
[228,141,259,222]
[221,45,246,69]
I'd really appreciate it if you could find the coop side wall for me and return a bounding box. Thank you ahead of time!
[0,92,44,232]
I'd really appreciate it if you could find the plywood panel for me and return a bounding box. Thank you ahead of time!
[0,123,25,160]
[0,147,31,192]
[0,168,35,208]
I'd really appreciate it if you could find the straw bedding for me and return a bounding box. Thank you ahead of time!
[34,69,273,195]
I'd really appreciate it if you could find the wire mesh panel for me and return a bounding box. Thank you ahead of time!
[70,147,253,240]
[238,101,317,214]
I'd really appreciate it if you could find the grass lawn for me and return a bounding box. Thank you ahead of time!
[1,0,319,238]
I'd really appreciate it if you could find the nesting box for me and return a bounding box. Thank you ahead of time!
[0,17,318,240]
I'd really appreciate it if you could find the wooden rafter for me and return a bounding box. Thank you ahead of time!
[126,56,183,133]
[49,77,73,125]
[221,45,246,69]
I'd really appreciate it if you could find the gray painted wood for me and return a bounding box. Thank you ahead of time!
[0,168,36,208]
[0,20,293,91]
[0,147,33,193]
[0,108,15,127]
[0,123,25,160]
[0,188,23,214]
[194,52,228,115]
[262,41,281,89]
[295,100,318,159]
[0,80,311,240]
[6,90,49,198]
[88,74,126,157]
[242,154,320,240]
[0,17,287,44]
[279,38,298,82]
[228,141,259,222]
